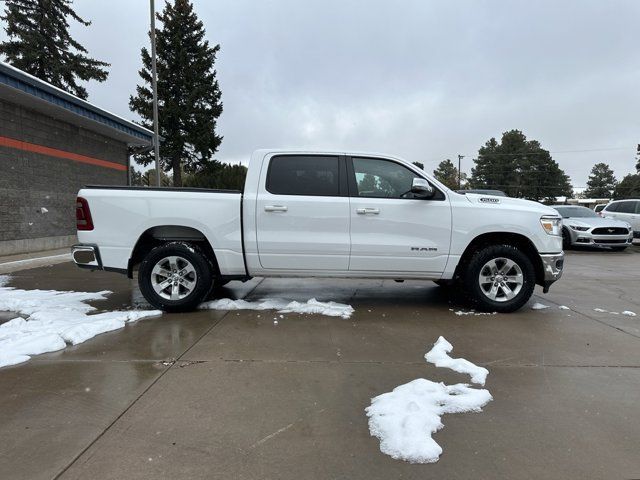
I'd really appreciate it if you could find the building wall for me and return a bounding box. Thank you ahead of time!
[0,98,128,255]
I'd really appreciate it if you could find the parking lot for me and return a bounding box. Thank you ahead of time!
[1,247,639,480]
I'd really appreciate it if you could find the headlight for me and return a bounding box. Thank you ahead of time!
[540,216,562,236]
[570,225,589,232]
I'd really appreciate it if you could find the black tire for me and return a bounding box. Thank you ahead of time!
[138,242,214,313]
[462,244,536,313]
[562,228,572,250]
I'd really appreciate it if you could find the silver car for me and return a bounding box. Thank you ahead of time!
[553,205,634,251]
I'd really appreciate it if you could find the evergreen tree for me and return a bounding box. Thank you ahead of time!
[0,0,109,99]
[613,173,640,199]
[184,163,247,190]
[434,159,466,190]
[412,161,424,170]
[130,0,223,187]
[584,163,617,198]
[470,130,572,201]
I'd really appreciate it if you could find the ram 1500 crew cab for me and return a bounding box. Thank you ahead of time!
[72,150,564,313]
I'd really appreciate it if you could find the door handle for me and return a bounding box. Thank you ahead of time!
[264,205,288,212]
[356,207,380,215]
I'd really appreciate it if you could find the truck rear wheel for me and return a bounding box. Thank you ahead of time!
[138,242,213,313]
[463,244,535,313]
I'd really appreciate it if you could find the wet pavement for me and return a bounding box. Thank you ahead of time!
[0,247,639,480]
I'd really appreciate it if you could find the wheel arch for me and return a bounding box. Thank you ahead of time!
[128,225,220,279]
[455,232,545,286]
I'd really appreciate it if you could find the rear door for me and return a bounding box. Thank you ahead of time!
[347,156,452,274]
[255,154,350,270]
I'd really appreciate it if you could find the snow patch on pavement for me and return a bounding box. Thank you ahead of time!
[0,279,161,368]
[593,307,636,316]
[558,305,570,310]
[366,337,492,464]
[200,297,354,318]
[531,302,549,310]
[451,309,496,316]
[425,336,489,385]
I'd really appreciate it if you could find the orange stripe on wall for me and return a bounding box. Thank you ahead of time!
[0,135,128,171]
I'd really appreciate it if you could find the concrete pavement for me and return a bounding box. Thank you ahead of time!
[0,247,639,479]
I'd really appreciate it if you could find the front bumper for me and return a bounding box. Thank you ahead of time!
[539,252,564,293]
[568,228,634,248]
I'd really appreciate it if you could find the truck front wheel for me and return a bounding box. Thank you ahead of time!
[463,244,535,313]
[138,242,213,313]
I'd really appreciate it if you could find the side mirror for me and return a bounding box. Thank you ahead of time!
[411,178,434,198]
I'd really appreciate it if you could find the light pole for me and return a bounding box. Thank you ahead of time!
[150,0,161,187]
[457,155,464,190]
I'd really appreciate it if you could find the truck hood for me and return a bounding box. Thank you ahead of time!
[462,193,559,216]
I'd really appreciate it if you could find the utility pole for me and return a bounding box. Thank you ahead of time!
[457,155,464,190]
[150,0,161,187]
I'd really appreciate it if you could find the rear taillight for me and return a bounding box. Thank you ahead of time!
[76,197,94,231]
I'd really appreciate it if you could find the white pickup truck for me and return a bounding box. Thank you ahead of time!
[72,150,564,313]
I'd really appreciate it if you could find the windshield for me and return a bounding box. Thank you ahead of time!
[553,206,598,218]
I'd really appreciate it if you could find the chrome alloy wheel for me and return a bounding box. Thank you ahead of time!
[478,257,524,302]
[150,255,198,301]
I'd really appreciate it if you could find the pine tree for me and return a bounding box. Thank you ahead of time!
[584,163,617,198]
[184,163,247,190]
[434,159,465,190]
[470,130,572,201]
[412,161,424,170]
[0,0,109,99]
[130,0,223,187]
[613,173,640,199]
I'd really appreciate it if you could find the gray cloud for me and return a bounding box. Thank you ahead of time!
[72,0,640,186]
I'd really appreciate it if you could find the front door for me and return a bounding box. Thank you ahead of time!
[256,154,350,270]
[347,156,452,274]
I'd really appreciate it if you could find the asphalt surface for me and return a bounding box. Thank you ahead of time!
[1,247,639,480]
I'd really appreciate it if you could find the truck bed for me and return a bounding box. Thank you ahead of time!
[76,186,246,276]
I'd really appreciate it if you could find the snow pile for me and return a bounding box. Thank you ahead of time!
[558,305,571,310]
[200,297,354,319]
[366,337,492,464]
[425,336,489,385]
[0,279,161,368]
[531,302,549,310]
[622,311,637,317]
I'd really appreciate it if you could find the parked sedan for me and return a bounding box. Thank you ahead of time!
[553,205,633,251]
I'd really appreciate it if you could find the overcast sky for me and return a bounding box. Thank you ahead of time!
[70,0,639,186]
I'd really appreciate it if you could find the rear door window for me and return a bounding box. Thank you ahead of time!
[617,201,635,214]
[266,155,340,196]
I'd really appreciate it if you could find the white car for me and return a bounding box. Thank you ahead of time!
[71,150,564,313]
[553,205,633,250]
[601,199,640,238]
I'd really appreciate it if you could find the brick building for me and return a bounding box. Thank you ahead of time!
[0,62,154,255]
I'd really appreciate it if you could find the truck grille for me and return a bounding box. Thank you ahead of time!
[592,227,629,235]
